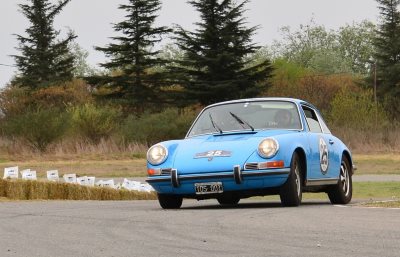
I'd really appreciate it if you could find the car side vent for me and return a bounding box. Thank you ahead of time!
[244,163,259,170]
[161,168,172,175]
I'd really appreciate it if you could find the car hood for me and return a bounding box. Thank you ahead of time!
[171,130,297,174]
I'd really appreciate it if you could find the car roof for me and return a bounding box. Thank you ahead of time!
[206,97,316,109]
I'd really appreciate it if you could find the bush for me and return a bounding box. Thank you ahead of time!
[69,103,122,144]
[0,79,93,117]
[328,87,388,131]
[119,108,197,145]
[1,108,70,152]
[267,60,359,112]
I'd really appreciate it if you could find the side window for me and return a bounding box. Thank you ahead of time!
[302,106,322,133]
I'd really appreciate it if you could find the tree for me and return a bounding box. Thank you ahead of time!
[88,0,171,111]
[336,21,376,75]
[12,0,76,89]
[271,20,375,75]
[69,42,98,77]
[374,0,400,119]
[172,0,273,106]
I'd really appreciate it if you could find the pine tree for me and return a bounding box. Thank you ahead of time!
[172,0,273,106]
[374,0,400,119]
[12,0,76,89]
[88,0,171,111]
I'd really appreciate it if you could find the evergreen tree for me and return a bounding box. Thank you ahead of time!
[12,0,76,89]
[172,0,273,106]
[374,0,400,119]
[88,0,171,111]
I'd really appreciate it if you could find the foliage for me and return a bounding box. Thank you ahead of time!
[0,108,70,152]
[12,0,76,89]
[328,87,389,131]
[172,0,273,106]
[267,60,359,112]
[336,21,376,74]
[0,79,93,117]
[374,0,400,119]
[119,108,197,145]
[88,0,171,111]
[69,103,122,144]
[272,19,375,75]
[69,41,98,77]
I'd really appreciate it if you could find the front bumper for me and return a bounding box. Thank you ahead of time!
[146,167,290,195]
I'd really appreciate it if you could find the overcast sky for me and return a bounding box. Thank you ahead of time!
[0,0,379,88]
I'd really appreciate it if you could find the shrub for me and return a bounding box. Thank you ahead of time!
[1,108,70,152]
[69,103,122,144]
[267,60,359,112]
[328,87,388,131]
[0,79,93,117]
[119,108,197,145]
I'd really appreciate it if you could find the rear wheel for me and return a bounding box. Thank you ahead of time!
[328,156,352,204]
[158,194,183,209]
[217,194,240,205]
[280,152,303,207]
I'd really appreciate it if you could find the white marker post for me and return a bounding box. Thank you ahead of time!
[21,169,37,180]
[63,174,77,184]
[3,166,19,179]
[47,170,59,182]
[87,177,95,187]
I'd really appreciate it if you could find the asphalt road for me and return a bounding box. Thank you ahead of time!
[0,200,399,257]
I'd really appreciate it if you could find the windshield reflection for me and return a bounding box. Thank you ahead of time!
[188,101,302,137]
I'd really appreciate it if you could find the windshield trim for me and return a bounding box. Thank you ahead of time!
[185,99,305,138]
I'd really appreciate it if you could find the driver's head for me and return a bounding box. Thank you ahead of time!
[275,109,292,127]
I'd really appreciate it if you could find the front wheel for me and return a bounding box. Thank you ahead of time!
[158,194,183,209]
[280,152,303,207]
[328,157,352,204]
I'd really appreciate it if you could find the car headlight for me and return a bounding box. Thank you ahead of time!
[147,144,168,165]
[258,138,279,158]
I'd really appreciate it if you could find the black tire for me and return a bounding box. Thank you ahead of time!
[217,194,240,205]
[158,194,183,209]
[280,152,303,207]
[328,156,352,204]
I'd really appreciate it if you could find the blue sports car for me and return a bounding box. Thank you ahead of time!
[146,98,354,209]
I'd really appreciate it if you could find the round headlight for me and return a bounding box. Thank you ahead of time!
[258,138,279,158]
[147,144,168,165]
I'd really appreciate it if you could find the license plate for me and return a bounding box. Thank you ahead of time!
[195,182,223,195]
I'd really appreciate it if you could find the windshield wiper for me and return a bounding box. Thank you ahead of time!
[209,113,223,134]
[229,112,254,131]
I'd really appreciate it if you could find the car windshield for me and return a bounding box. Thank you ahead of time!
[187,101,302,137]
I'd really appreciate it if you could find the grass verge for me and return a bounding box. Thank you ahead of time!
[0,159,147,178]
[252,182,400,201]
[353,154,400,174]
[0,179,157,201]
[0,154,399,178]
[362,201,400,208]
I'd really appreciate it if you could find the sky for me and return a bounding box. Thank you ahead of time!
[0,0,380,88]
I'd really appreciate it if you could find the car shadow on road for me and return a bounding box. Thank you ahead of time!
[181,200,332,210]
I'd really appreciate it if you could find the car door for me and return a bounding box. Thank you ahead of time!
[301,105,338,179]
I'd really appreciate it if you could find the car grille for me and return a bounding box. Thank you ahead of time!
[244,163,259,170]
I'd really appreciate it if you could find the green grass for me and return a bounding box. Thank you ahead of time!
[0,159,147,178]
[362,201,400,208]
[252,182,400,201]
[353,154,400,174]
[0,154,398,178]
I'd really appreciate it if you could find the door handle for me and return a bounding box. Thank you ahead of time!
[329,139,334,145]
